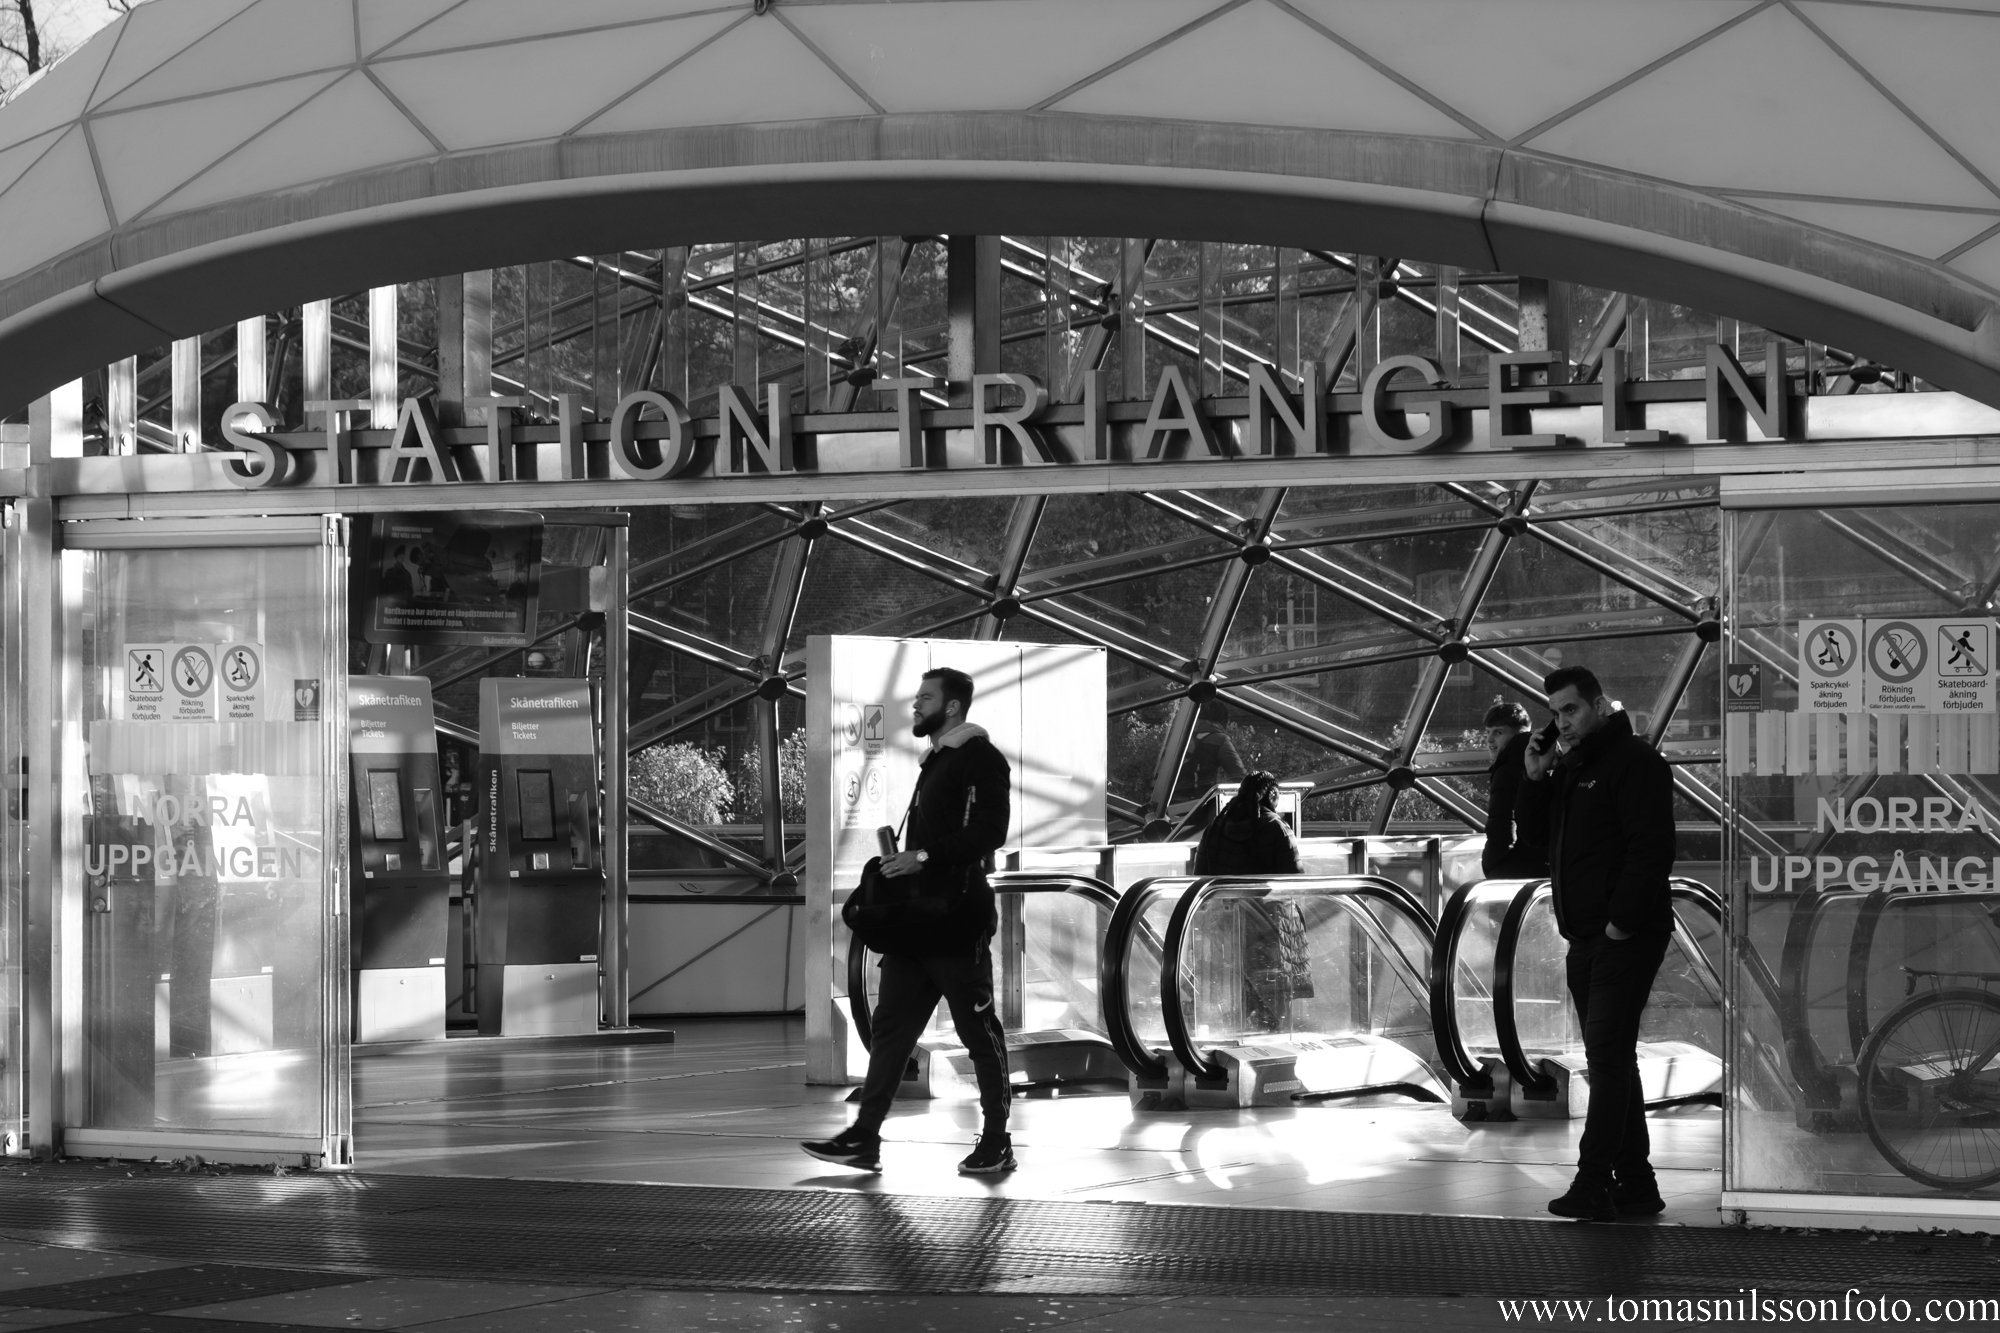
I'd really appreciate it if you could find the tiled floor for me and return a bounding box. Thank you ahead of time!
[352,1017,1725,1226]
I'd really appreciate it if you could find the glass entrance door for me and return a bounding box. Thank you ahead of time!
[59,517,348,1166]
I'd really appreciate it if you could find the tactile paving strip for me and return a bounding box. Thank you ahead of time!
[0,1168,1993,1297]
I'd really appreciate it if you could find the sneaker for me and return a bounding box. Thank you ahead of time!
[1614,1178,1666,1216]
[801,1127,881,1172]
[957,1132,1016,1175]
[1547,1178,1617,1222]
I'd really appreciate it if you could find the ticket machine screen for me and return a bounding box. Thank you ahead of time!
[517,770,556,842]
[366,769,406,842]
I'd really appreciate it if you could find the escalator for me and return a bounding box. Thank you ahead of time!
[846,872,1126,1099]
[1432,876,1730,1120]
[1428,877,1540,1119]
[1109,874,1447,1109]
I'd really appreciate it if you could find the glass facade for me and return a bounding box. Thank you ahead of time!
[59,525,348,1159]
[1725,501,2000,1201]
[0,508,20,1153]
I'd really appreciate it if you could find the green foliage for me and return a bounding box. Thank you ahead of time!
[629,741,734,825]
[731,727,809,823]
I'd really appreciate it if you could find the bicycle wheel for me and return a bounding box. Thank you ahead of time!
[1856,987,2000,1191]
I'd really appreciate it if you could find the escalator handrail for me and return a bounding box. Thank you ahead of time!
[1429,878,1536,1092]
[1099,875,1195,1080]
[1668,879,1727,1004]
[845,872,1120,1054]
[1491,878,1554,1095]
[1492,876,1729,1097]
[1158,874,1437,1084]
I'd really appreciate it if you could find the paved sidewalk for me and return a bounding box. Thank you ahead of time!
[0,1162,1992,1331]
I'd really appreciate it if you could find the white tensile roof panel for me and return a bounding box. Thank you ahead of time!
[146,71,436,220]
[376,0,737,58]
[1525,3,1997,207]
[1289,0,1758,141]
[782,0,1224,114]
[0,127,108,274]
[357,0,467,58]
[1804,1,2000,193]
[374,12,738,151]
[1741,200,1995,266]
[91,70,342,223]
[582,17,877,134]
[99,0,356,113]
[90,0,259,107]
[1049,1,1475,138]
[2,0,2000,407]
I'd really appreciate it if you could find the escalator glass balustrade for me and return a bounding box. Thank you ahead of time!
[1153,876,1445,1109]
[846,874,1124,1100]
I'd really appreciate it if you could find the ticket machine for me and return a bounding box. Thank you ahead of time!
[348,676,450,1042]
[475,678,601,1036]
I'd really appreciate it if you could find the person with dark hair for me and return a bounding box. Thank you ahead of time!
[802,665,1017,1177]
[1192,771,1300,877]
[1193,772,1312,1031]
[1523,664,1677,1222]
[1481,698,1548,878]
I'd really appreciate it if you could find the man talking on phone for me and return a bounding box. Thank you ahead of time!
[802,666,1016,1177]
[1523,665,1677,1222]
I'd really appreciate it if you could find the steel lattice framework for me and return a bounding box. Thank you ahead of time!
[70,230,1988,881]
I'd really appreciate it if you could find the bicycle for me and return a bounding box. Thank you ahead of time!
[1855,967,2000,1191]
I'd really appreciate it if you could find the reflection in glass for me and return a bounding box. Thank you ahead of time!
[1727,502,2000,1201]
[68,545,333,1141]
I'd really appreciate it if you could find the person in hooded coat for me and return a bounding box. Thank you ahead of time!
[1192,772,1311,1030]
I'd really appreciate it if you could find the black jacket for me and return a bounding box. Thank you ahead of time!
[1538,709,1676,940]
[1482,731,1550,878]
[906,723,1012,943]
[1193,807,1302,877]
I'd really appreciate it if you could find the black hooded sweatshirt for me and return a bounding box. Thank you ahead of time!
[1193,804,1302,877]
[906,722,1012,941]
[1482,730,1550,878]
[1538,709,1676,940]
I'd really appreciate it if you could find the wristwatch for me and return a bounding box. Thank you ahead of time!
[914,849,929,865]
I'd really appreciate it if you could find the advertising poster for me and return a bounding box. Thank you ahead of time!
[358,511,543,647]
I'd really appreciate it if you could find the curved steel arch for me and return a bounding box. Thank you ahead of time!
[4,1,2000,408]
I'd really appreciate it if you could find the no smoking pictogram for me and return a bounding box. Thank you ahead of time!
[171,646,213,697]
[1868,621,1925,684]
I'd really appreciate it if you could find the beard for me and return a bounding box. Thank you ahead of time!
[912,704,947,738]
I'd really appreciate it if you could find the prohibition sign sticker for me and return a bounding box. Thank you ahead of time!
[1868,621,1925,684]
[170,645,216,720]
[219,644,260,691]
[217,643,265,721]
[171,645,213,697]
[1865,619,1930,712]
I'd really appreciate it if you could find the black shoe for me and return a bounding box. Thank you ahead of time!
[958,1132,1016,1175]
[1548,1179,1617,1222]
[1614,1178,1666,1216]
[801,1127,881,1172]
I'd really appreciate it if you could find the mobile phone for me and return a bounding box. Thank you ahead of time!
[1530,720,1559,754]
[876,825,899,857]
